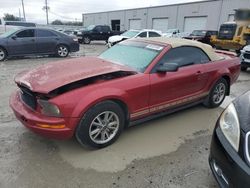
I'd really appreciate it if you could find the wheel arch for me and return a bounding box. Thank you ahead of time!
[56,43,70,52]
[71,89,131,125]
[0,45,8,56]
[83,34,92,40]
[221,75,231,96]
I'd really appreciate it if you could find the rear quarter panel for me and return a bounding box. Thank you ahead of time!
[203,56,241,92]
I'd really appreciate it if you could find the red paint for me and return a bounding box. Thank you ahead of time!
[10,40,241,139]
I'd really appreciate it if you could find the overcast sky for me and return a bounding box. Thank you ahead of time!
[0,0,205,24]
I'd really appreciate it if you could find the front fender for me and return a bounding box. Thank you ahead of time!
[71,87,130,118]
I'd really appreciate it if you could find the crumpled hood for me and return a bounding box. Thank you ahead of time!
[15,57,133,94]
[108,35,129,43]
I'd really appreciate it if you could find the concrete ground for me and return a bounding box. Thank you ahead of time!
[0,42,250,188]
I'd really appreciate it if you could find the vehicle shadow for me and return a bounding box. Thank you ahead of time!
[52,104,223,172]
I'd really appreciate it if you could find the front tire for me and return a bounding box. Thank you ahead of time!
[0,47,7,61]
[83,36,91,44]
[56,44,69,57]
[76,101,125,149]
[203,78,228,108]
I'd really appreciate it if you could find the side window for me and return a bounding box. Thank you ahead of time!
[36,29,57,37]
[102,26,110,32]
[95,26,102,32]
[16,29,35,38]
[137,32,147,38]
[149,32,161,37]
[153,46,210,72]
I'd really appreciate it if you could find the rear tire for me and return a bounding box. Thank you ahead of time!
[0,47,7,61]
[203,78,228,108]
[75,101,125,149]
[56,44,69,57]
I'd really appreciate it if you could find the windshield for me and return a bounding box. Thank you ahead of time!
[0,29,18,38]
[99,41,163,72]
[86,25,95,31]
[121,30,140,38]
[190,30,206,36]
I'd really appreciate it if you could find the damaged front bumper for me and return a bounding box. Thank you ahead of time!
[10,91,79,140]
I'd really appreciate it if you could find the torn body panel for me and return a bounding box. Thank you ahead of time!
[14,57,135,94]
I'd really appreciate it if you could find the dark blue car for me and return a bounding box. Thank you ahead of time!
[0,28,79,61]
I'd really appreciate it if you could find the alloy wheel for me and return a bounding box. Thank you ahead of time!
[213,83,226,104]
[84,37,90,44]
[0,49,5,61]
[89,111,120,144]
[58,46,68,57]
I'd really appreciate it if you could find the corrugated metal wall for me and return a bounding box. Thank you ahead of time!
[82,0,250,32]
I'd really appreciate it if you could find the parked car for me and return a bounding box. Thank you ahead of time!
[240,45,250,71]
[163,29,180,38]
[77,25,122,44]
[184,30,218,46]
[176,32,191,38]
[107,29,162,47]
[0,28,79,61]
[209,91,250,188]
[0,18,36,35]
[10,38,240,148]
[62,29,75,36]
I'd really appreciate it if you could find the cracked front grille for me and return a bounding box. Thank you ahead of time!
[19,86,37,110]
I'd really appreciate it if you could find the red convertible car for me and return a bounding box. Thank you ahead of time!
[10,37,241,148]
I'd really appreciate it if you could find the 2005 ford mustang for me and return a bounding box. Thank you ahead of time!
[10,37,241,148]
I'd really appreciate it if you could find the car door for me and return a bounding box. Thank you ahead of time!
[91,26,103,40]
[35,29,59,54]
[7,29,36,55]
[102,26,111,40]
[149,46,210,109]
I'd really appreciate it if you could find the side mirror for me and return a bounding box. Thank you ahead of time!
[156,63,179,73]
[11,35,17,40]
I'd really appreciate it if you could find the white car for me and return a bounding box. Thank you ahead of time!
[107,29,162,47]
[240,45,250,71]
[163,29,180,38]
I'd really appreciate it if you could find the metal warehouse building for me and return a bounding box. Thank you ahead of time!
[82,0,250,33]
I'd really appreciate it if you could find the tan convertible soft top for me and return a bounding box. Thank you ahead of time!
[139,37,223,61]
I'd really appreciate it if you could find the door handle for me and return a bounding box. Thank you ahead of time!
[195,71,202,75]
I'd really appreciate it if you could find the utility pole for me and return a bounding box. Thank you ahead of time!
[21,0,26,21]
[45,0,49,25]
[19,8,21,20]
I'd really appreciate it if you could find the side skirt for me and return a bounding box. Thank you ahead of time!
[129,99,204,127]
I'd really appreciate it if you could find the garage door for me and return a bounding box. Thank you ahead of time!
[152,18,168,32]
[129,19,141,30]
[184,17,207,33]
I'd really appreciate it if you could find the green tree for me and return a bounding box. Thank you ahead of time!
[51,19,82,26]
[51,19,63,25]
[3,13,21,21]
